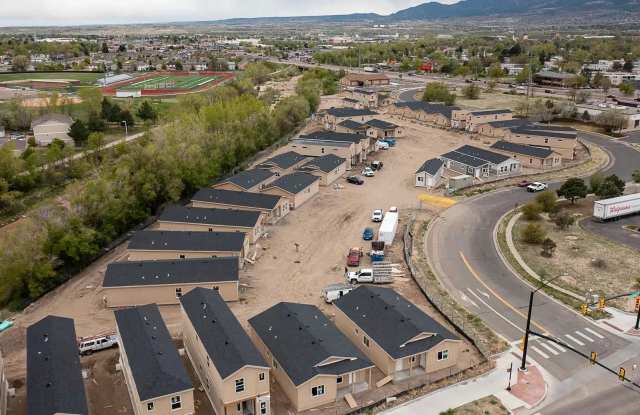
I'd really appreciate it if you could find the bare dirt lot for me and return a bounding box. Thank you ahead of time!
[1,109,479,413]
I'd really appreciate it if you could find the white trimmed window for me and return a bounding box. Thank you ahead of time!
[311,385,325,397]
[437,350,449,361]
[171,396,181,410]
[235,378,245,393]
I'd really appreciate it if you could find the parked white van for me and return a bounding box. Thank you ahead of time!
[322,284,355,303]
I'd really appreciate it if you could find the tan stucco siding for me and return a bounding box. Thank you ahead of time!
[261,180,319,210]
[104,281,238,307]
[505,134,577,159]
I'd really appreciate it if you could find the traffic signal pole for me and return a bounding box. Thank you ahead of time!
[520,291,535,371]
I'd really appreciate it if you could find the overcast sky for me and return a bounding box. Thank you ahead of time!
[0,0,458,27]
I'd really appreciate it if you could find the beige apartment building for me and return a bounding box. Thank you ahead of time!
[156,205,263,244]
[212,169,276,192]
[296,154,347,186]
[249,302,374,412]
[452,109,513,131]
[321,108,378,130]
[389,102,458,128]
[333,286,462,382]
[190,188,289,225]
[102,257,239,307]
[505,128,578,159]
[261,172,320,210]
[340,73,390,87]
[256,151,309,176]
[115,304,195,415]
[299,130,371,167]
[181,288,271,415]
[490,140,562,170]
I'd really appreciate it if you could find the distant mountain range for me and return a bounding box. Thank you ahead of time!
[215,0,640,24]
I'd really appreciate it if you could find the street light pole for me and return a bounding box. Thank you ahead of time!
[635,300,640,330]
[122,120,128,139]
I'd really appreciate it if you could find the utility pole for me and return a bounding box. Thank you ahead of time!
[635,297,640,330]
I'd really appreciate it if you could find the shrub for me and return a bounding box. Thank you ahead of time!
[553,212,576,230]
[541,238,557,257]
[591,258,606,269]
[521,202,542,221]
[422,82,456,105]
[535,190,558,213]
[633,169,640,184]
[462,83,481,99]
[589,173,604,194]
[521,223,547,244]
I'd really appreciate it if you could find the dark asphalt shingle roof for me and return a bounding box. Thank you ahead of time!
[181,288,267,379]
[509,127,577,140]
[338,119,367,130]
[325,108,378,118]
[490,141,555,158]
[158,205,261,228]
[334,286,459,359]
[115,304,193,401]
[191,188,282,210]
[298,154,346,173]
[468,109,512,116]
[485,119,533,129]
[535,71,577,80]
[300,131,365,144]
[416,158,444,175]
[365,119,398,130]
[292,138,353,148]
[249,302,374,386]
[440,151,489,168]
[103,257,238,288]
[396,101,459,118]
[264,172,319,195]
[129,230,246,253]
[353,88,376,95]
[258,151,308,170]
[27,316,88,415]
[454,145,512,165]
[217,169,275,190]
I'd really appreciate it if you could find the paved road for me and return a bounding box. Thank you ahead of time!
[427,132,640,382]
[582,215,640,251]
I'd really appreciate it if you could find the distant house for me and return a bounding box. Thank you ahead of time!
[490,140,562,169]
[534,71,577,87]
[103,257,239,307]
[299,130,372,166]
[190,188,289,224]
[476,119,532,138]
[180,288,271,415]
[349,88,379,108]
[27,315,88,415]
[212,169,277,192]
[340,72,390,87]
[127,230,248,267]
[296,154,347,186]
[415,158,444,188]
[451,109,513,132]
[249,302,375,412]
[287,138,356,169]
[389,101,459,128]
[156,205,263,243]
[261,172,320,209]
[364,119,404,139]
[257,151,308,176]
[333,286,462,382]
[335,119,369,135]
[506,126,578,159]
[115,304,195,415]
[440,145,520,178]
[31,113,73,146]
[321,108,378,130]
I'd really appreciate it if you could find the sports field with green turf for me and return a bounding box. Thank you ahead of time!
[116,75,221,91]
[0,72,104,85]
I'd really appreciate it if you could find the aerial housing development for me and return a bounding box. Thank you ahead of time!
[1,1,640,414]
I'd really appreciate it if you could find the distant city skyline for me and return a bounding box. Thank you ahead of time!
[1,0,459,27]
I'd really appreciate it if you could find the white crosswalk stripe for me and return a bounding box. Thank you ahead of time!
[547,341,567,353]
[539,342,560,355]
[530,345,550,359]
[575,330,594,342]
[584,327,605,339]
[565,334,585,346]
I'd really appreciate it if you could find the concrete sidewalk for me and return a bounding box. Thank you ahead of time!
[383,352,538,415]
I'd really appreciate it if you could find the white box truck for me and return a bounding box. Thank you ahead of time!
[378,211,399,246]
[593,193,640,220]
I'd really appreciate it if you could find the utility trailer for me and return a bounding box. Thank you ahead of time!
[345,262,401,284]
[593,193,640,220]
[378,211,399,246]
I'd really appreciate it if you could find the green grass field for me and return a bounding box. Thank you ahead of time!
[116,75,221,91]
[0,72,104,85]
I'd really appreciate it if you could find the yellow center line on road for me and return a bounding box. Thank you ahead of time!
[459,251,548,334]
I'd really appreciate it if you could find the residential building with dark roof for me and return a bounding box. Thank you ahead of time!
[190,188,289,224]
[180,288,271,415]
[212,169,276,192]
[534,71,577,87]
[451,108,513,132]
[335,119,368,135]
[249,302,374,411]
[321,107,378,130]
[415,158,444,188]
[476,119,533,138]
[257,151,308,175]
[439,145,520,178]
[490,140,562,169]
[287,138,357,169]
[364,119,404,139]
[127,230,248,268]
[389,101,459,128]
[349,88,380,108]
[261,172,320,209]
[115,304,194,415]
[27,315,88,415]
[506,126,578,159]
[157,205,263,243]
[297,154,347,186]
[103,257,239,307]
[300,130,371,166]
[340,72,390,88]
[333,286,462,382]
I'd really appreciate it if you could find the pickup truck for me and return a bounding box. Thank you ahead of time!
[346,264,394,284]
[346,247,363,267]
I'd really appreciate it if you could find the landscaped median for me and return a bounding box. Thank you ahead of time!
[496,197,640,315]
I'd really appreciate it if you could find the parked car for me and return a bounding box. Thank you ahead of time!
[517,179,532,188]
[389,206,398,213]
[527,182,548,192]
[382,137,396,147]
[361,167,375,177]
[322,284,355,303]
[376,140,390,150]
[78,333,119,355]
[362,227,374,241]
[346,247,363,267]
[370,160,384,170]
[346,175,364,185]
[372,209,384,222]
